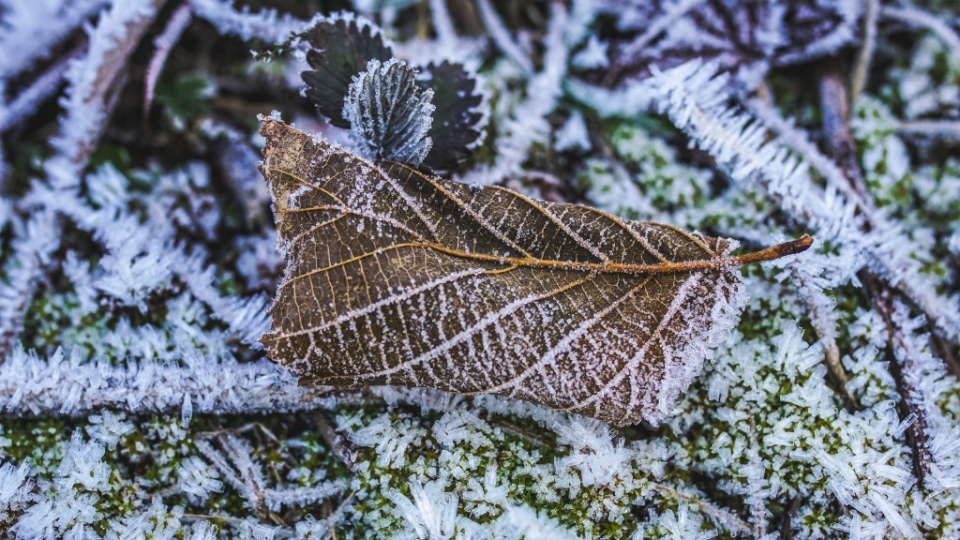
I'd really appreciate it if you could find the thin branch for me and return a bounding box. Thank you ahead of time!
[619,0,707,62]
[0,46,83,133]
[745,95,873,220]
[187,0,304,44]
[0,0,104,80]
[789,261,858,410]
[850,0,879,101]
[894,120,960,139]
[818,61,871,197]
[651,483,752,535]
[869,280,934,490]
[881,5,960,62]
[310,411,359,468]
[144,4,193,132]
[476,0,533,74]
[429,0,458,48]
[0,347,339,418]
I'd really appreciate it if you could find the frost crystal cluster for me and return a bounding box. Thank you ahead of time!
[1,0,960,538]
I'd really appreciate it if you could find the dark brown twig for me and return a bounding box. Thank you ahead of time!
[868,279,934,490]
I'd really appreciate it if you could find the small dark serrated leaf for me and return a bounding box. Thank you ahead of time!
[301,17,393,128]
[344,58,435,166]
[416,61,485,172]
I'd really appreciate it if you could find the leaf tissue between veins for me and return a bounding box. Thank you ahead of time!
[258,117,812,426]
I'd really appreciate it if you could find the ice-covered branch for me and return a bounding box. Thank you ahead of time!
[0,46,81,133]
[882,5,960,63]
[648,61,960,341]
[461,1,594,186]
[874,289,960,491]
[47,0,164,188]
[617,0,707,63]
[0,346,339,417]
[476,0,533,75]
[0,0,105,81]
[188,0,303,44]
[428,0,458,50]
[144,4,193,125]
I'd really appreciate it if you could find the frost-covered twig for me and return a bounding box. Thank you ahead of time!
[0,346,339,417]
[144,4,193,128]
[195,433,346,519]
[816,60,872,199]
[188,0,303,44]
[745,95,871,220]
[0,0,105,80]
[47,0,164,188]
[428,0,458,49]
[650,61,960,341]
[461,2,589,186]
[170,250,272,346]
[0,46,81,133]
[872,284,960,491]
[617,0,707,63]
[895,120,960,139]
[651,483,752,535]
[882,5,960,63]
[851,0,879,101]
[0,211,59,355]
[788,261,856,408]
[476,0,533,75]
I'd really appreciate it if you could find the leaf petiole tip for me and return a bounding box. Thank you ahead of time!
[734,235,814,265]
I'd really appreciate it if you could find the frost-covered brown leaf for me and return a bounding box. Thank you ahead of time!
[258,118,812,426]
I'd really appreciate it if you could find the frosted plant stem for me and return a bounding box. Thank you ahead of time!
[143,4,193,130]
[789,262,857,409]
[311,411,359,467]
[850,0,879,101]
[895,120,960,139]
[0,46,82,133]
[0,0,105,81]
[746,415,767,538]
[187,0,304,43]
[881,5,960,62]
[476,0,533,74]
[651,483,752,535]
[619,0,707,62]
[428,0,458,49]
[871,280,935,490]
[817,60,871,198]
[47,0,167,188]
[0,347,341,417]
[745,96,873,220]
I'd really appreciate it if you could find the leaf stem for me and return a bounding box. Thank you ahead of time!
[732,235,813,265]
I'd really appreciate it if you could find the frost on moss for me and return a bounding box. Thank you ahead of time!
[2,0,960,538]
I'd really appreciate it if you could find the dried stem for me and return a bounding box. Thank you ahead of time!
[789,262,859,410]
[895,120,960,139]
[0,46,83,133]
[143,4,193,134]
[818,59,870,198]
[310,411,359,468]
[651,483,752,535]
[850,0,879,101]
[869,279,934,490]
[881,5,960,62]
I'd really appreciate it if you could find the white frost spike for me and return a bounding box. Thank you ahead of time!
[343,58,435,166]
